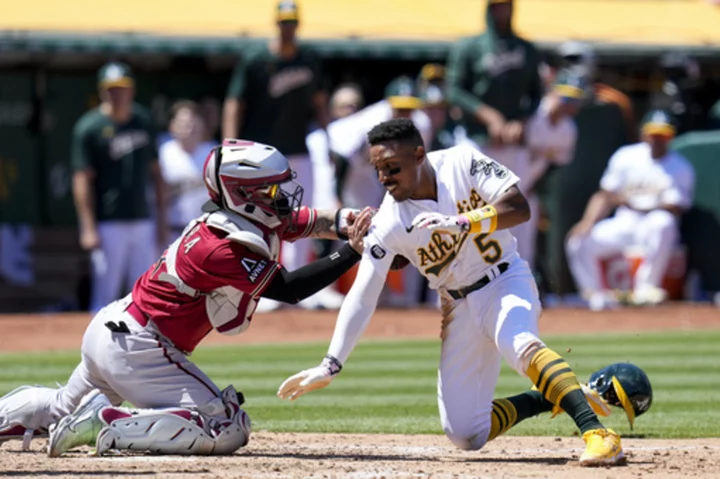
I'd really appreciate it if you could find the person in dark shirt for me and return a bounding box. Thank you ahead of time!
[222,0,331,310]
[71,62,168,313]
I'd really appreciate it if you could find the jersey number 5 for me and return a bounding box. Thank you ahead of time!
[473,233,502,265]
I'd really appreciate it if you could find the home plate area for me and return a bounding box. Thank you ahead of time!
[1,433,718,479]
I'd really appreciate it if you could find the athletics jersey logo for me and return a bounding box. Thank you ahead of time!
[269,67,314,98]
[470,156,509,179]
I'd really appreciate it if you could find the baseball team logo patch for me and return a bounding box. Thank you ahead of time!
[470,156,509,179]
[370,244,386,259]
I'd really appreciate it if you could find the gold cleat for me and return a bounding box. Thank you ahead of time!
[579,428,626,467]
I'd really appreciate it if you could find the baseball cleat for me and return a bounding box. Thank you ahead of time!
[579,428,625,466]
[551,383,612,418]
[48,390,107,457]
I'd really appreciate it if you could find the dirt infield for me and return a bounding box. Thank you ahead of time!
[1,434,719,478]
[1,304,719,478]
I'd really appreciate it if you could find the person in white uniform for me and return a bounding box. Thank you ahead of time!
[277,118,625,467]
[302,84,365,310]
[159,100,216,239]
[566,110,695,310]
[331,76,432,210]
[521,70,586,270]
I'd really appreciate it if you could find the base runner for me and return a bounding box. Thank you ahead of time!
[277,119,625,467]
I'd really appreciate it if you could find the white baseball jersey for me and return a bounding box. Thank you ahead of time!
[600,142,695,214]
[159,140,216,228]
[329,100,432,208]
[366,145,520,291]
[524,99,577,191]
[306,128,339,208]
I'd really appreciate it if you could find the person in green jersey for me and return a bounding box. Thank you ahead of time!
[71,61,168,313]
[445,0,542,179]
[222,0,331,312]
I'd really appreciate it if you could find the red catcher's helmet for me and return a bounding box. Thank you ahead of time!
[203,139,304,229]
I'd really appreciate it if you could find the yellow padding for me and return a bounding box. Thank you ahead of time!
[527,348,581,406]
[488,398,518,441]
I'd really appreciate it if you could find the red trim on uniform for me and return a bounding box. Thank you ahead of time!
[126,301,149,327]
[216,295,253,333]
[155,335,218,397]
[250,263,281,297]
[300,207,317,238]
[0,425,26,437]
[100,408,132,424]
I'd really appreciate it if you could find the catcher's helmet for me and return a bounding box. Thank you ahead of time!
[588,362,653,429]
[203,139,303,229]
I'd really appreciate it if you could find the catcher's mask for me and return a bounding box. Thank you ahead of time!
[203,139,303,229]
[588,362,653,429]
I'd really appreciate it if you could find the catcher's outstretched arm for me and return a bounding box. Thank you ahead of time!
[261,244,360,304]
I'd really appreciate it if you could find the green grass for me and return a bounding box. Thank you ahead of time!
[1,330,719,438]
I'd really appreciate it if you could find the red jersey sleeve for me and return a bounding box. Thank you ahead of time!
[204,242,282,297]
[279,206,318,242]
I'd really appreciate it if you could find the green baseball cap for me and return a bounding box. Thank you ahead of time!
[97,62,134,90]
[641,109,676,137]
[277,0,299,22]
[385,76,423,110]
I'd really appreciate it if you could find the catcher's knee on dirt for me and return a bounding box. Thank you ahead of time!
[96,385,251,455]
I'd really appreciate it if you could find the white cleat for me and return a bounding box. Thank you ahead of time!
[0,385,57,450]
[48,390,108,457]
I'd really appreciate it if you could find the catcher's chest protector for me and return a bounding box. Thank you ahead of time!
[159,210,281,335]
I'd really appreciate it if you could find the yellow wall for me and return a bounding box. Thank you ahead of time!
[2,0,720,46]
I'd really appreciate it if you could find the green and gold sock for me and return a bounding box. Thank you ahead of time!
[526,347,604,434]
[487,391,553,441]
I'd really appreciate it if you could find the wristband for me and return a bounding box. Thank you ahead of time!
[461,205,498,234]
[335,209,350,241]
[322,354,343,376]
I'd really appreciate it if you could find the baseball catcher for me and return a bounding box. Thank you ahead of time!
[0,139,373,456]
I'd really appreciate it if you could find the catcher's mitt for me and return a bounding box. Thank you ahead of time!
[390,255,410,270]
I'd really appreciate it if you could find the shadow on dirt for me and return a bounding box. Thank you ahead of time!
[246,450,576,466]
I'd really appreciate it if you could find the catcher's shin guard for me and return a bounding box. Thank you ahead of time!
[51,385,251,456]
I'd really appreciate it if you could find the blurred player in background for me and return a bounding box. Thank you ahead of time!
[71,62,168,314]
[566,110,695,310]
[557,41,636,142]
[222,0,330,312]
[331,76,431,211]
[159,100,216,239]
[520,70,587,271]
[446,0,542,180]
[302,83,366,310]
